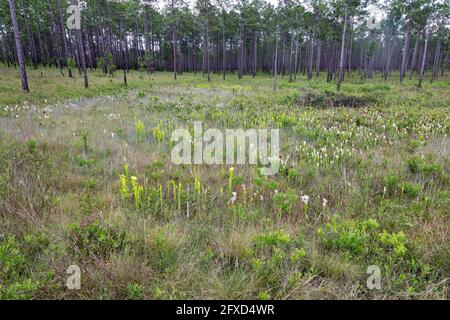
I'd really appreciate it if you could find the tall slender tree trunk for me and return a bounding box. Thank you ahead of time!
[307,33,313,80]
[418,1,435,88]
[418,28,430,88]
[151,23,156,72]
[121,16,127,86]
[400,19,411,83]
[316,38,321,78]
[0,24,12,67]
[289,31,294,82]
[95,0,104,63]
[327,39,335,82]
[205,1,210,81]
[57,0,72,77]
[24,18,37,69]
[36,22,48,66]
[253,31,257,78]
[409,31,420,79]
[134,13,139,70]
[431,39,441,83]
[298,40,302,77]
[281,36,286,77]
[72,0,88,88]
[222,9,226,80]
[263,34,268,73]
[294,34,299,80]
[337,5,348,91]
[172,23,177,80]
[172,1,177,80]
[144,12,151,75]
[8,0,29,92]
[348,17,353,77]
[441,46,448,77]
[273,23,279,92]
[238,22,243,79]
[0,36,5,66]
[384,37,394,81]
[48,5,65,73]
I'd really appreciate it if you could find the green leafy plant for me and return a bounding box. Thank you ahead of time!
[274,189,297,215]
[67,223,130,257]
[125,283,145,300]
[379,231,408,257]
[317,219,380,255]
[400,182,421,198]
[0,236,40,300]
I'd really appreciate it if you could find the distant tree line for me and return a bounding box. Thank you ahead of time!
[1,0,449,92]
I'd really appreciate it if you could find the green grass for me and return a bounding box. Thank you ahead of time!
[0,67,449,299]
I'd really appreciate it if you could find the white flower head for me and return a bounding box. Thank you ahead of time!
[229,192,238,205]
[301,195,310,205]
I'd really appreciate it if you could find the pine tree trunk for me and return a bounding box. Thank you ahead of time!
[273,23,279,92]
[121,15,127,86]
[171,0,177,79]
[418,28,430,88]
[24,18,37,69]
[409,31,420,79]
[151,23,156,72]
[297,40,302,77]
[205,0,210,81]
[316,39,321,78]
[307,34,313,80]
[77,27,89,88]
[289,31,294,82]
[57,0,73,77]
[281,36,286,77]
[8,0,29,92]
[134,14,140,70]
[337,5,348,91]
[36,22,48,66]
[222,10,226,80]
[400,19,411,83]
[294,34,299,80]
[172,24,177,77]
[384,37,393,81]
[441,46,448,77]
[348,17,353,77]
[48,6,64,73]
[431,39,441,83]
[327,39,333,82]
[238,22,243,79]
[253,31,257,78]
[0,24,12,67]
[72,0,88,88]
[203,0,211,81]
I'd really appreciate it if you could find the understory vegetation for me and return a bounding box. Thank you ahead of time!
[0,69,449,299]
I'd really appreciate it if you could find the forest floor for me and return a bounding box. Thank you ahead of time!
[0,68,449,299]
